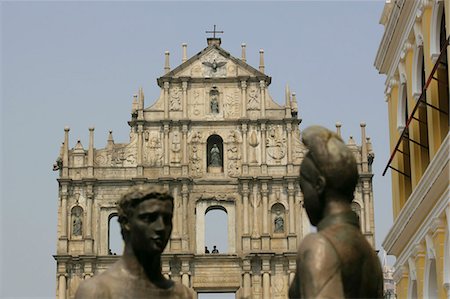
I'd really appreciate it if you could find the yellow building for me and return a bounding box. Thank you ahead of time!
[375,0,449,298]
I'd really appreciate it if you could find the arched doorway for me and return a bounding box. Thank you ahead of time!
[108,214,123,255]
[205,206,228,254]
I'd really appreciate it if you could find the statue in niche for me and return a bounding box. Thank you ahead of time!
[209,144,221,166]
[210,93,219,114]
[72,208,83,236]
[274,210,284,233]
[288,126,383,299]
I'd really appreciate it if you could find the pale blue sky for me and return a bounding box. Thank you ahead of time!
[1,1,390,298]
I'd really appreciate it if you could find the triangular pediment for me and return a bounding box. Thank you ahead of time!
[157,45,270,86]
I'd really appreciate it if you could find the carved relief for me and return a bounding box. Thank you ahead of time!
[190,64,203,77]
[189,131,203,177]
[171,130,181,163]
[224,91,240,118]
[248,88,260,110]
[143,131,163,166]
[292,128,304,163]
[227,130,242,177]
[272,276,286,298]
[191,90,203,116]
[248,129,259,163]
[266,125,286,163]
[169,86,181,111]
[201,50,227,77]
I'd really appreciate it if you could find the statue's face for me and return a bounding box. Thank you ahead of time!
[299,157,324,226]
[127,199,173,255]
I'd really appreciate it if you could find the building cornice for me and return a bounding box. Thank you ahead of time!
[383,133,449,259]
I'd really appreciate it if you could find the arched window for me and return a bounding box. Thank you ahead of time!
[108,214,123,255]
[71,206,83,237]
[207,135,224,172]
[417,52,430,168]
[271,203,286,234]
[204,206,228,254]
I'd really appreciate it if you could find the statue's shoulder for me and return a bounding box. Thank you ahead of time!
[74,273,111,299]
[297,232,339,269]
[171,281,196,299]
[74,262,124,299]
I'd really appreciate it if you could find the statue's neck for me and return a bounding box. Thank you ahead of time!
[122,245,164,283]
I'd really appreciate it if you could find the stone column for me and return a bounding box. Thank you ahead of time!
[172,185,180,239]
[61,193,68,238]
[363,186,371,233]
[181,260,190,287]
[260,80,266,118]
[84,185,94,253]
[288,187,295,234]
[182,81,188,119]
[88,127,94,177]
[241,80,247,118]
[242,185,250,235]
[137,124,143,176]
[164,81,170,119]
[261,182,270,250]
[243,272,251,298]
[182,124,188,176]
[62,127,69,177]
[181,183,189,251]
[262,183,269,234]
[261,123,267,174]
[262,258,271,299]
[242,123,248,174]
[163,124,170,175]
[252,183,260,238]
[58,274,67,299]
[286,123,293,173]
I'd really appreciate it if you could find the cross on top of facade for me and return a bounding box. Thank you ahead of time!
[205,25,224,39]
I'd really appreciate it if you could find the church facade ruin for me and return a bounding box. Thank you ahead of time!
[54,36,376,299]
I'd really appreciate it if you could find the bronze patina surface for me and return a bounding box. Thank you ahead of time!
[75,185,194,299]
[289,126,383,299]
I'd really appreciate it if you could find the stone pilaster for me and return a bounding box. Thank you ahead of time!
[164,81,170,119]
[181,124,188,176]
[182,80,188,119]
[260,123,267,174]
[260,80,266,118]
[241,123,248,174]
[181,183,189,251]
[241,80,247,118]
[163,123,170,175]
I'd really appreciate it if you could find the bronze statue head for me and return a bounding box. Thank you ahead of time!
[117,185,174,254]
[300,126,358,226]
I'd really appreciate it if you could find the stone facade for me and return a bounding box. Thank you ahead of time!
[54,38,376,299]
